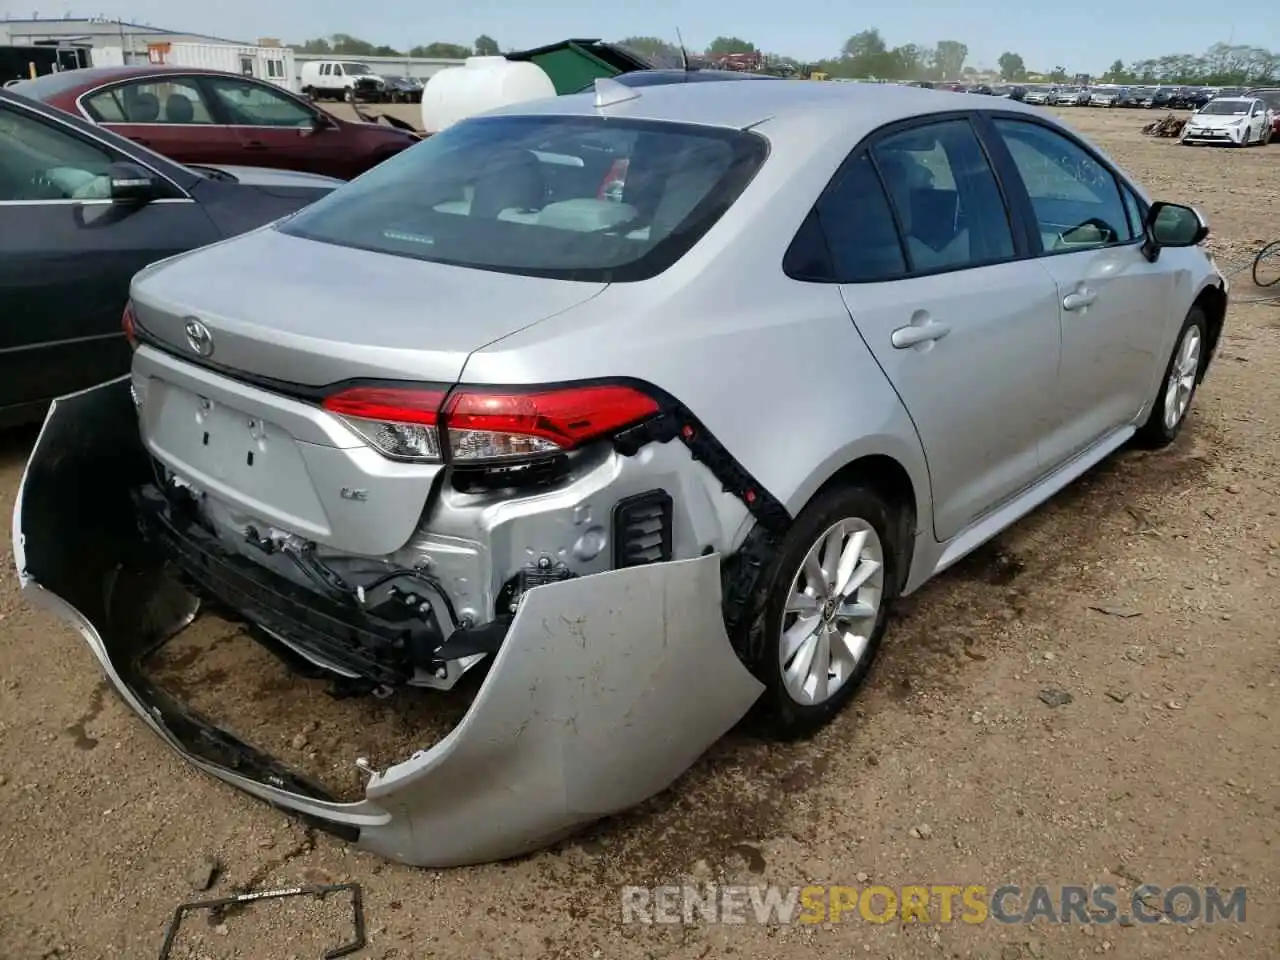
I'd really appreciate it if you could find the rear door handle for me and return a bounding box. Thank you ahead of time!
[129,136,150,146]
[245,141,268,150]
[891,320,951,349]
[1063,288,1097,311]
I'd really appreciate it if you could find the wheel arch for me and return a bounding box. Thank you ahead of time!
[1192,280,1227,378]
[791,447,928,595]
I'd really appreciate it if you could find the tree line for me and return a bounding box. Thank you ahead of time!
[292,33,501,60]
[623,33,1278,87]
[290,31,1279,87]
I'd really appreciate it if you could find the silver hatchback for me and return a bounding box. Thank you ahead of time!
[15,79,1229,866]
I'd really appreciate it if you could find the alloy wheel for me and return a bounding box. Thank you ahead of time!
[1163,324,1202,432]
[778,518,885,706]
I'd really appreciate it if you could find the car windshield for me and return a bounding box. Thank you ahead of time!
[1200,99,1250,115]
[343,63,373,75]
[277,114,768,283]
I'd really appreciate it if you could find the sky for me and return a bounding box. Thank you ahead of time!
[10,0,1278,74]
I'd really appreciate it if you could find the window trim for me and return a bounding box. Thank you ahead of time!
[973,111,1146,259]
[784,110,1033,285]
[0,93,194,204]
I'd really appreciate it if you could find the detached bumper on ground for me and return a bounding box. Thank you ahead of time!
[11,377,764,867]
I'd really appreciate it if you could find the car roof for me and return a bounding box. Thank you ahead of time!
[613,68,779,86]
[485,77,1045,139]
[11,65,249,100]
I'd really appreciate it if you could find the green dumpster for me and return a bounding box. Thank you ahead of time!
[505,38,653,95]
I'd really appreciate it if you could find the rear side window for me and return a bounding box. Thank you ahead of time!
[811,152,907,282]
[279,114,768,283]
[83,78,215,124]
[871,118,1015,272]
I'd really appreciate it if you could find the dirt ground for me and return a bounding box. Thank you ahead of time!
[1,106,1277,959]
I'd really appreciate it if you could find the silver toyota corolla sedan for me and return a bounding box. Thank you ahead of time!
[14,77,1229,867]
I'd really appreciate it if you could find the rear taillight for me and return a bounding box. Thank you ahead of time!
[443,385,659,463]
[122,302,137,350]
[322,386,448,462]
[320,383,660,465]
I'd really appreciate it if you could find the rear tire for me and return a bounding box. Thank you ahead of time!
[1134,306,1207,449]
[739,484,899,740]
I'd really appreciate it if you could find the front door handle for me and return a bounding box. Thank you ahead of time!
[245,140,268,150]
[1063,287,1097,311]
[891,320,952,349]
[129,136,151,146]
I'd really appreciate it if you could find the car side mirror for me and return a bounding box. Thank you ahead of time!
[108,161,156,205]
[1141,201,1208,262]
[304,113,335,136]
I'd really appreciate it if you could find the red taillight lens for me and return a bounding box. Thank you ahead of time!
[322,386,447,461]
[443,385,659,463]
[122,302,137,350]
[320,383,660,465]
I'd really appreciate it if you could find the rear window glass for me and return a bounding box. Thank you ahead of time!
[277,114,768,282]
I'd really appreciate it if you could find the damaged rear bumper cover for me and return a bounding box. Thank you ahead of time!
[12,377,764,867]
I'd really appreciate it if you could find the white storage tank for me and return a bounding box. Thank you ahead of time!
[421,56,555,134]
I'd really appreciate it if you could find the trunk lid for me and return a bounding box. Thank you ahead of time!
[129,226,608,387]
[127,227,607,556]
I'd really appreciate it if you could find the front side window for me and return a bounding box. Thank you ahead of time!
[992,118,1134,252]
[0,103,116,200]
[84,77,214,124]
[205,78,313,127]
[871,118,1015,272]
[343,63,372,76]
[278,114,768,282]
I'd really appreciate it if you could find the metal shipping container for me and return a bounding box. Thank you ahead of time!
[91,40,297,92]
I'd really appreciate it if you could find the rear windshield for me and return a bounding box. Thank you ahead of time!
[277,114,768,282]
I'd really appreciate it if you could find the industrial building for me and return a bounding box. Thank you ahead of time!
[0,16,464,92]
[1,14,244,56]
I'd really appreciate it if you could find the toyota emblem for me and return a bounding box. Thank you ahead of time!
[184,318,214,358]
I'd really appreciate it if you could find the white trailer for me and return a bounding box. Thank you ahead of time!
[90,41,297,92]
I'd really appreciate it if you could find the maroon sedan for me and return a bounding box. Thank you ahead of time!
[11,65,420,180]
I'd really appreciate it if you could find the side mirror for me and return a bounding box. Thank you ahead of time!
[303,113,335,135]
[108,161,155,205]
[1141,201,1208,262]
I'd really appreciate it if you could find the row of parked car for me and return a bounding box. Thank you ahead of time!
[1025,84,1253,109]
[924,80,1276,117]
[298,60,426,103]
